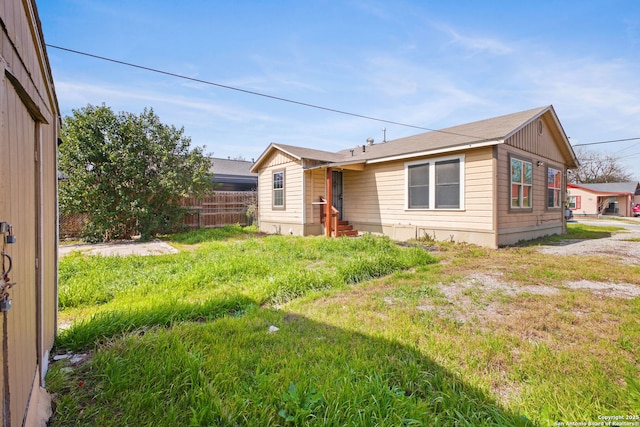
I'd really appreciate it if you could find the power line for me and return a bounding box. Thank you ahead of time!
[572,137,640,147]
[618,151,640,160]
[47,44,487,140]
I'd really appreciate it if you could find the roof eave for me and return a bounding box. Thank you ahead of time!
[250,143,302,172]
[304,160,367,171]
[567,183,633,196]
[366,139,503,164]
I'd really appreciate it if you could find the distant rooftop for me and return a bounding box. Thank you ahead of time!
[209,157,257,191]
[209,158,257,177]
[570,181,640,195]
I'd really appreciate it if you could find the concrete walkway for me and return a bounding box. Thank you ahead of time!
[59,240,179,257]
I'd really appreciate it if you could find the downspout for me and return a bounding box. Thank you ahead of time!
[326,167,333,237]
[563,170,568,233]
[301,160,306,235]
[492,146,499,248]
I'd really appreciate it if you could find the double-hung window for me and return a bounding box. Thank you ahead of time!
[568,195,581,209]
[406,156,463,210]
[511,157,532,209]
[547,167,562,208]
[435,159,461,208]
[272,170,284,209]
[408,163,429,209]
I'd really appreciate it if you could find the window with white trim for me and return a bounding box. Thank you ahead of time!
[511,158,532,208]
[568,195,581,209]
[547,167,562,208]
[272,170,284,209]
[435,159,461,208]
[408,163,429,208]
[406,156,463,210]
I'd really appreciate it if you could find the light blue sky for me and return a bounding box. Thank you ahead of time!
[40,1,640,178]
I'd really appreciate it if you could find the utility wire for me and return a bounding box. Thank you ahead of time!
[46,44,487,140]
[572,137,640,147]
[46,45,640,146]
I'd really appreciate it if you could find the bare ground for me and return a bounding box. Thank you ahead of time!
[410,222,640,326]
[59,240,178,257]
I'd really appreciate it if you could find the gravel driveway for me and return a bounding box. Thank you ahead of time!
[416,218,640,326]
[537,217,640,264]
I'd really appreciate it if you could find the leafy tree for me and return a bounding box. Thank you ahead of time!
[59,104,213,241]
[569,147,634,184]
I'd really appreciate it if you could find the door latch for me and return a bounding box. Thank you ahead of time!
[1,222,16,244]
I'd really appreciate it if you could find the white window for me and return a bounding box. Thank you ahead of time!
[272,170,284,209]
[547,167,562,208]
[406,156,464,210]
[568,196,581,209]
[511,157,532,209]
[408,163,429,208]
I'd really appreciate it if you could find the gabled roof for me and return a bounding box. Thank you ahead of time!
[250,143,344,172]
[569,181,640,195]
[251,106,578,171]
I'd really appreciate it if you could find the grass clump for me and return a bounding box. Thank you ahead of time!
[56,231,435,350]
[48,224,639,426]
[163,223,259,245]
[49,309,533,426]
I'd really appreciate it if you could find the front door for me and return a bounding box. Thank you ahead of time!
[332,171,343,220]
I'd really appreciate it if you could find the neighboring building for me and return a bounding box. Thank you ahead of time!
[1,1,60,426]
[251,106,578,248]
[567,182,640,217]
[209,158,258,191]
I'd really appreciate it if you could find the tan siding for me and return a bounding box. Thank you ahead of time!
[2,71,39,427]
[41,120,58,353]
[507,117,566,165]
[343,147,495,235]
[304,169,326,224]
[256,151,304,231]
[1,1,59,425]
[496,142,565,245]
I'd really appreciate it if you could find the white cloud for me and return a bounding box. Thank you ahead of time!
[55,80,276,123]
[436,24,514,56]
[519,57,640,139]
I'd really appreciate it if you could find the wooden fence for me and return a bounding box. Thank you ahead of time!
[59,191,258,238]
[181,191,258,229]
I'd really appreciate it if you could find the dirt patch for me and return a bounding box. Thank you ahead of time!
[537,229,640,265]
[418,269,640,326]
[563,279,640,298]
[59,240,178,257]
[416,272,561,324]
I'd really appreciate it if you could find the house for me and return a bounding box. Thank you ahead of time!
[567,182,640,217]
[209,157,258,191]
[1,1,59,426]
[250,106,578,248]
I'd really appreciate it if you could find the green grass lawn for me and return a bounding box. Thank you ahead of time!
[47,225,640,426]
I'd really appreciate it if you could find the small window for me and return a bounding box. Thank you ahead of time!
[547,167,562,208]
[435,159,460,209]
[511,158,532,208]
[568,196,581,209]
[273,171,284,209]
[408,163,429,209]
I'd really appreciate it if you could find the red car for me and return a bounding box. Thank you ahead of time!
[634,204,640,217]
